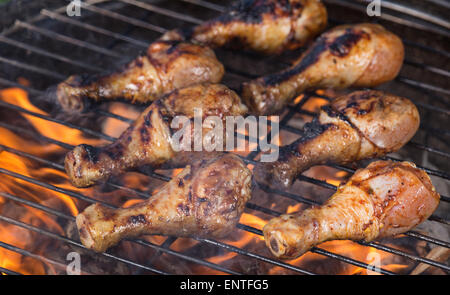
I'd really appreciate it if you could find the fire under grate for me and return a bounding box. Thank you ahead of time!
[0,0,449,275]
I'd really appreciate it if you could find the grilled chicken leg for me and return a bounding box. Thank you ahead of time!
[77,153,253,253]
[242,23,404,115]
[161,0,327,55]
[254,90,419,188]
[56,41,224,112]
[65,83,248,188]
[264,160,440,259]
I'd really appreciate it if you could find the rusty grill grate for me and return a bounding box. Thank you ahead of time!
[0,0,449,275]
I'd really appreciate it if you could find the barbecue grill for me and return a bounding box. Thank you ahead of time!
[0,0,448,275]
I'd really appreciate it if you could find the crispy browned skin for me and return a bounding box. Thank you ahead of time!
[56,41,224,112]
[161,0,327,55]
[65,83,248,188]
[241,23,404,114]
[76,153,252,253]
[264,160,440,259]
[254,90,419,188]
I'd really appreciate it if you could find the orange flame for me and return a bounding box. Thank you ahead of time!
[0,88,101,274]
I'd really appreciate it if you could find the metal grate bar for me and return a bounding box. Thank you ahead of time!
[76,1,167,33]
[423,0,450,9]
[118,0,204,24]
[0,78,136,124]
[0,156,312,274]
[41,9,149,49]
[239,223,450,272]
[143,236,178,269]
[0,56,64,80]
[184,0,450,31]
[295,170,450,204]
[208,0,450,61]
[407,142,450,159]
[0,135,373,274]
[0,266,22,275]
[0,35,103,72]
[199,237,318,275]
[398,77,450,96]
[0,143,276,217]
[3,1,446,119]
[15,20,122,58]
[235,224,398,275]
[242,100,448,273]
[402,39,450,59]
[14,0,450,86]
[246,199,450,249]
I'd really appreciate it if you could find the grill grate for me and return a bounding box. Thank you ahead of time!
[0,0,449,275]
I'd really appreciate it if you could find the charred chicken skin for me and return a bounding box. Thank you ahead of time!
[65,83,248,188]
[242,23,405,115]
[264,160,440,259]
[56,41,224,112]
[161,0,327,55]
[76,153,253,253]
[254,90,420,188]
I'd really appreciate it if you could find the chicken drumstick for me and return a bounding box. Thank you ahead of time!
[242,23,404,115]
[65,83,247,188]
[77,153,253,253]
[254,90,419,188]
[264,160,440,259]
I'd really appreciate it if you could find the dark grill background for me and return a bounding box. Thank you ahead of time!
[0,0,448,275]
